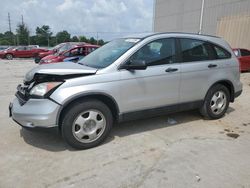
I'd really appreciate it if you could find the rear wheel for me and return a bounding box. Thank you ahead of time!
[200,84,230,119]
[5,54,13,60]
[61,100,113,149]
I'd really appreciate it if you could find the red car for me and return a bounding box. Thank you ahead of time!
[233,48,250,72]
[34,42,87,63]
[0,46,47,60]
[39,44,99,64]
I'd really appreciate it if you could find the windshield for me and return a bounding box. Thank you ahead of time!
[52,43,63,50]
[5,46,15,51]
[78,38,140,68]
[55,43,74,55]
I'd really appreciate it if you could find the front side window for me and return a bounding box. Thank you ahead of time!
[180,38,210,62]
[130,38,176,66]
[240,49,250,56]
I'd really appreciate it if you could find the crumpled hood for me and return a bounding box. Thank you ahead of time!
[24,62,97,82]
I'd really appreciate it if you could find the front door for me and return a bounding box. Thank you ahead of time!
[119,38,180,113]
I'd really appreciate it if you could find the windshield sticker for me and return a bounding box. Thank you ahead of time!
[125,39,140,43]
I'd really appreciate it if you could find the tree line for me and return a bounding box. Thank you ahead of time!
[0,24,105,47]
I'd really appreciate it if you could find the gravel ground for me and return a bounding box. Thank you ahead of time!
[0,59,250,188]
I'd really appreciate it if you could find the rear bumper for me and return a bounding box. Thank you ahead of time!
[234,90,242,99]
[10,98,60,128]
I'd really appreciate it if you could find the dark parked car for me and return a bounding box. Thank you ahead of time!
[39,44,99,64]
[0,46,47,60]
[34,42,87,63]
[233,48,250,72]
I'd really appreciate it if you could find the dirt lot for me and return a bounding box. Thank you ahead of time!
[0,59,250,188]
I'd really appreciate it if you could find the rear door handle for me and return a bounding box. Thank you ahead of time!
[208,64,217,68]
[165,68,178,72]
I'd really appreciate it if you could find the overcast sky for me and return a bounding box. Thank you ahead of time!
[1,0,154,40]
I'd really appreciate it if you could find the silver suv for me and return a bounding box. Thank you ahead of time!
[9,33,242,149]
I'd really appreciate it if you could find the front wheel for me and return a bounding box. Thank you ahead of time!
[5,54,13,60]
[34,57,41,64]
[61,100,113,149]
[200,84,230,119]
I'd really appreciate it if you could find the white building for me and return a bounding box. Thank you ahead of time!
[154,0,250,48]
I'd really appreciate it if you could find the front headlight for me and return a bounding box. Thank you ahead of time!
[29,82,62,97]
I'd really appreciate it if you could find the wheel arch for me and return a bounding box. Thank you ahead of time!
[56,92,120,129]
[207,80,235,102]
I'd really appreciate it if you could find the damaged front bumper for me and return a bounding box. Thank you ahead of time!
[9,98,60,128]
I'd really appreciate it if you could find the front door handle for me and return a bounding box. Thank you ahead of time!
[165,68,178,72]
[208,64,217,68]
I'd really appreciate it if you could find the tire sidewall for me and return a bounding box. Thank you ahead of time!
[34,57,41,64]
[61,100,113,149]
[6,54,13,60]
[205,85,230,119]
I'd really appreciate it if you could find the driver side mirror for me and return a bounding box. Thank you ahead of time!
[121,59,147,70]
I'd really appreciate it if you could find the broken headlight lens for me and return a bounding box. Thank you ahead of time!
[29,82,62,97]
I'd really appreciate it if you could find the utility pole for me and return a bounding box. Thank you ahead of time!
[8,12,12,33]
[21,15,24,25]
[96,32,99,45]
[48,34,50,47]
[8,12,15,45]
[198,0,205,34]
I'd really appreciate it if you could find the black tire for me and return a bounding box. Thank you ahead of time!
[61,100,113,149]
[200,84,230,119]
[5,53,13,60]
[34,57,41,64]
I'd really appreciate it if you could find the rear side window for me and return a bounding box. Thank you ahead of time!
[17,47,26,50]
[240,49,250,56]
[212,45,231,59]
[179,38,210,62]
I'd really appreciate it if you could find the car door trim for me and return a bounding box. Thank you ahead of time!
[118,100,203,122]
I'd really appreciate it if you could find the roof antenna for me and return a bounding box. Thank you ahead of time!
[198,0,205,34]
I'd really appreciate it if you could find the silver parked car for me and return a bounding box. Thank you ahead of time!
[9,33,242,149]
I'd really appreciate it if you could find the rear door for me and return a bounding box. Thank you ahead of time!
[25,47,34,57]
[119,38,181,113]
[178,38,231,103]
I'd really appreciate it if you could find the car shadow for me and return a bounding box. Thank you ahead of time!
[19,108,235,152]
[19,127,72,151]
